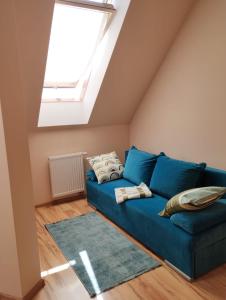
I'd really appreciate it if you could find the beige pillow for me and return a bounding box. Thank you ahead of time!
[115,182,152,204]
[87,151,124,184]
[159,186,226,217]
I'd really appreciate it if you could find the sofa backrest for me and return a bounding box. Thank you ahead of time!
[125,148,226,190]
[202,167,226,188]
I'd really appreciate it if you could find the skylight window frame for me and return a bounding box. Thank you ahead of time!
[42,0,116,103]
[56,0,116,13]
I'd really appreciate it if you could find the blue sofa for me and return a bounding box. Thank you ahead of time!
[86,153,226,280]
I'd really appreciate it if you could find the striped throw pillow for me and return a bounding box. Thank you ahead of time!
[115,182,152,204]
[159,186,226,217]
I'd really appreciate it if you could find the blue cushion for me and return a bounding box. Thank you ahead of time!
[124,145,137,163]
[123,148,158,185]
[170,198,226,234]
[150,156,206,199]
[202,166,226,187]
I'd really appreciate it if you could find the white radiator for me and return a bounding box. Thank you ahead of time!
[48,152,86,199]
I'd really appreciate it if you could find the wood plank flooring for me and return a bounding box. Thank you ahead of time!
[34,199,226,300]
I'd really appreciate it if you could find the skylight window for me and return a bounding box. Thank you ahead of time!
[38,0,130,127]
[42,0,114,102]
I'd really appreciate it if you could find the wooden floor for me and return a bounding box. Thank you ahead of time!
[34,199,226,300]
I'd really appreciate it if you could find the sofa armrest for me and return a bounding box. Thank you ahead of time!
[86,169,97,182]
[170,199,226,234]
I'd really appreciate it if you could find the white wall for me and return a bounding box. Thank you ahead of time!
[29,124,129,205]
[0,102,22,298]
[0,0,41,297]
[130,0,226,170]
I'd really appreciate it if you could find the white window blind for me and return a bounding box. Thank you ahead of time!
[42,0,115,102]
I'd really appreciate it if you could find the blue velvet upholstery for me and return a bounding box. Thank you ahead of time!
[86,159,226,279]
[86,169,97,182]
[87,179,195,277]
[150,156,206,199]
[202,166,226,187]
[170,198,226,234]
[124,145,137,162]
[123,148,157,185]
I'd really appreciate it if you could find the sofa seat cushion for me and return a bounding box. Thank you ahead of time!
[170,198,226,234]
[87,179,198,275]
[92,178,135,194]
[87,179,226,278]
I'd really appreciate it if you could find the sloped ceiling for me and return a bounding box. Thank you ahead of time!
[14,0,54,131]
[14,0,194,130]
[89,0,195,126]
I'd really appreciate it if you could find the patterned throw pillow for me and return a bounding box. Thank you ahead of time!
[159,186,226,217]
[115,182,152,204]
[87,151,124,184]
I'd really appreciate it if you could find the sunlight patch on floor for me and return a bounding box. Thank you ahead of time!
[41,260,76,277]
[79,250,103,296]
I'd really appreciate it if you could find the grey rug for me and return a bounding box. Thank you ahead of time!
[46,212,161,297]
